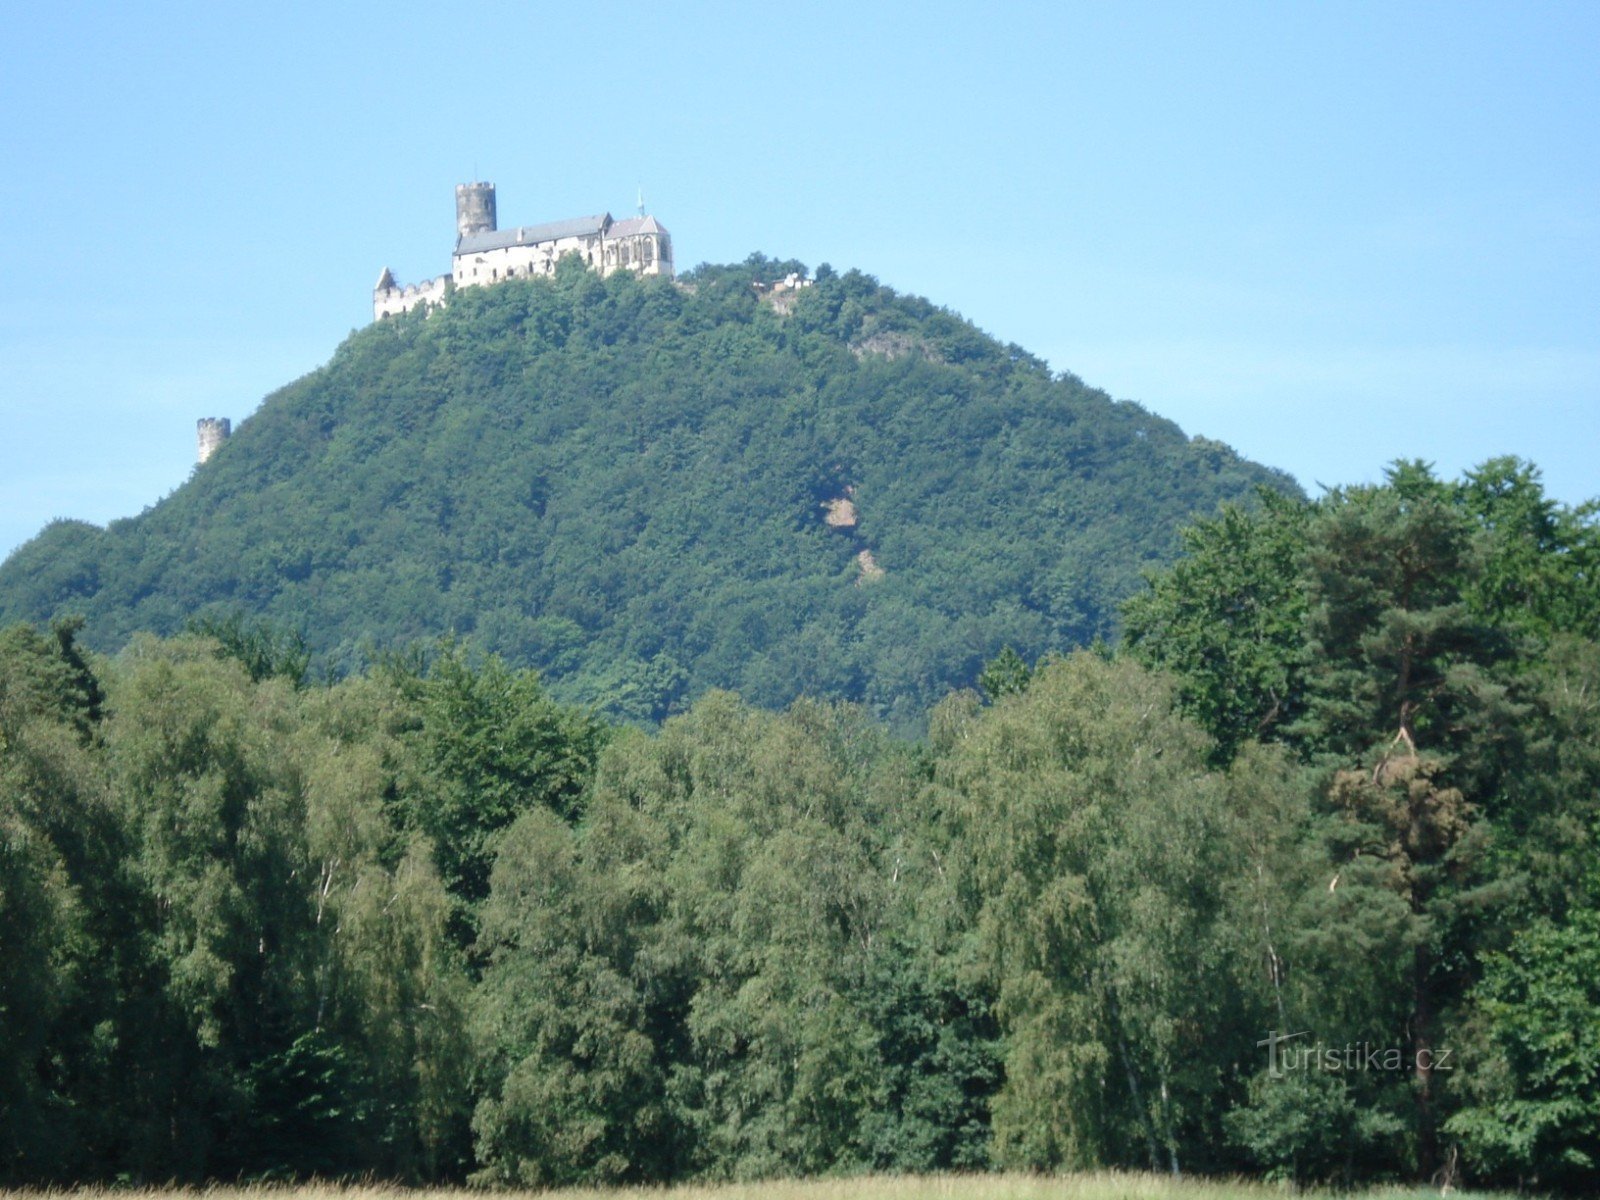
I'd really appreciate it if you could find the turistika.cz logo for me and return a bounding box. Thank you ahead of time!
[1257,1030,1453,1078]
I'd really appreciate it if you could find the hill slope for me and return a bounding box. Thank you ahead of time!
[0,256,1296,724]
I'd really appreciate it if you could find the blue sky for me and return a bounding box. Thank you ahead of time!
[2,1,1596,560]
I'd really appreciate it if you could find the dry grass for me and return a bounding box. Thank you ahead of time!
[0,1173,1514,1200]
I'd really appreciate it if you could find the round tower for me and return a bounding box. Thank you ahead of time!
[196,417,231,464]
[455,181,497,239]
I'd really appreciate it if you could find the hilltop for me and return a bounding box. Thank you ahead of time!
[0,255,1296,724]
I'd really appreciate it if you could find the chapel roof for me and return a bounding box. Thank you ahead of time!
[606,215,669,238]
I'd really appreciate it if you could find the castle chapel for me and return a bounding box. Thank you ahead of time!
[373,182,674,320]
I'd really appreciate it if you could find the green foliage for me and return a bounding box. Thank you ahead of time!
[0,617,104,741]
[1125,457,1600,1183]
[470,805,674,1185]
[0,734,88,1175]
[0,623,473,1183]
[1447,902,1600,1189]
[1122,489,1310,763]
[977,646,1032,701]
[243,1030,375,1179]
[187,610,312,688]
[1225,1070,1405,1185]
[937,654,1259,1173]
[0,261,1293,729]
[1457,456,1600,642]
[1295,464,1517,767]
[0,448,1592,1189]
[471,692,1000,1183]
[383,643,607,921]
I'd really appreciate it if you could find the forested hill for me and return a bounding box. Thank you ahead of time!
[0,255,1295,724]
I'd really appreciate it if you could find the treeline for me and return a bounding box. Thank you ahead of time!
[1,459,1596,1190]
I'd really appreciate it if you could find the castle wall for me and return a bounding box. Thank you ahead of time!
[373,274,449,320]
[453,232,601,285]
[452,231,672,290]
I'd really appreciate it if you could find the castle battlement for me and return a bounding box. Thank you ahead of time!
[374,182,673,320]
[373,270,450,319]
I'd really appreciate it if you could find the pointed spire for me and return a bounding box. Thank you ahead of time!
[637,186,646,218]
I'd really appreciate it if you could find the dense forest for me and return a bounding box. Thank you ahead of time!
[0,257,1291,730]
[3,459,1596,1190]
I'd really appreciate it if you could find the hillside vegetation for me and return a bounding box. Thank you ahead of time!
[10,257,1597,1191]
[0,256,1291,725]
[2,458,1596,1190]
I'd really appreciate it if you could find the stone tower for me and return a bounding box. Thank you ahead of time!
[455,181,497,239]
[197,417,231,464]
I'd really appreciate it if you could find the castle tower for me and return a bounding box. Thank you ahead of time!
[455,181,497,239]
[197,417,231,464]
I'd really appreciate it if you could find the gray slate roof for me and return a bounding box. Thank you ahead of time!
[455,214,611,255]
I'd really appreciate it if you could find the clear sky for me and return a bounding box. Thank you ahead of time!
[2,1,1596,561]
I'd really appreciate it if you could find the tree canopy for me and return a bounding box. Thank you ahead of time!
[0,455,1595,1189]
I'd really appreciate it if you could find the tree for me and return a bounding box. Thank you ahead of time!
[977,646,1032,701]
[386,644,606,938]
[187,610,312,688]
[1122,489,1310,763]
[1446,903,1600,1191]
[1293,465,1523,1176]
[1456,456,1600,642]
[937,653,1251,1173]
[0,752,88,1178]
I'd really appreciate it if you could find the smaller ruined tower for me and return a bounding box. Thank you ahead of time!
[455,181,497,240]
[197,417,231,464]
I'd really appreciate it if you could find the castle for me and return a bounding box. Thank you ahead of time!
[197,417,231,464]
[373,182,674,320]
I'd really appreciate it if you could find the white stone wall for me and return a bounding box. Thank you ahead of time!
[452,233,601,286]
[452,232,672,291]
[373,274,449,320]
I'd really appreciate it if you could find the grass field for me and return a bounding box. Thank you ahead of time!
[0,1174,1515,1200]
